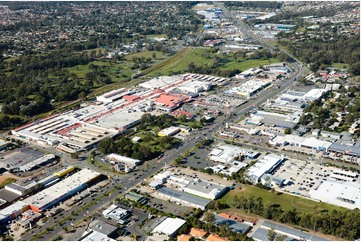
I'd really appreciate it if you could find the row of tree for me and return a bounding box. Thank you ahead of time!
[222,194,359,240]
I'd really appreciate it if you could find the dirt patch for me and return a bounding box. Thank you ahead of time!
[0,173,17,187]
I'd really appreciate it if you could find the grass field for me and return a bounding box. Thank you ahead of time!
[147,47,281,76]
[125,51,166,61]
[331,63,349,69]
[66,60,135,81]
[218,185,346,215]
[219,57,280,71]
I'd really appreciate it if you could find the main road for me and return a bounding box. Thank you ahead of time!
[21,5,307,239]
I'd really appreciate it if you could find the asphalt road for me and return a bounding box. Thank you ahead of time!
[19,5,307,239]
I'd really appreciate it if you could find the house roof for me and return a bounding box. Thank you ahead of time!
[190,228,207,238]
[177,234,192,241]
[206,234,229,241]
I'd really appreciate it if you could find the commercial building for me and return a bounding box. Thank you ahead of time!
[178,80,211,93]
[309,180,360,210]
[246,154,285,184]
[249,110,299,129]
[153,217,186,236]
[0,139,10,151]
[0,201,29,224]
[157,187,211,210]
[96,88,128,103]
[208,145,244,164]
[102,204,129,224]
[80,231,117,242]
[124,192,148,204]
[227,79,272,99]
[158,126,181,137]
[328,142,360,157]
[106,153,141,167]
[183,179,228,200]
[24,168,101,212]
[18,154,56,172]
[89,219,118,237]
[269,135,333,152]
[302,89,327,102]
[153,93,191,112]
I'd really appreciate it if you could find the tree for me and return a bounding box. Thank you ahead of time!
[284,128,291,134]
[71,152,79,159]
[267,227,277,241]
[204,211,215,223]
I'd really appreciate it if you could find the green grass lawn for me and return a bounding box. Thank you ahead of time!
[219,57,280,71]
[125,51,166,61]
[218,185,346,215]
[147,47,281,76]
[155,48,213,75]
[331,63,349,69]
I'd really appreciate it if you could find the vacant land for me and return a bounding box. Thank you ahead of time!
[0,175,17,189]
[331,63,349,69]
[219,185,346,214]
[147,47,280,76]
[125,50,166,61]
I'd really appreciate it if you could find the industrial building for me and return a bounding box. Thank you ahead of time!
[183,179,228,200]
[153,217,186,236]
[24,168,101,212]
[246,154,285,184]
[214,214,251,234]
[309,180,360,210]
[157,187,211,210]
[260,220,329,241]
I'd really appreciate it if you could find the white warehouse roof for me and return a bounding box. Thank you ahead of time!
[153,217,186,236]
[0,201,28,221]
[309,180,360,210]
[24,168,100,210]
[246,154,284,183]
[208,145,244,164]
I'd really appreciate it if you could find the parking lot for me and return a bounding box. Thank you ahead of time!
[0,146,45,171]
